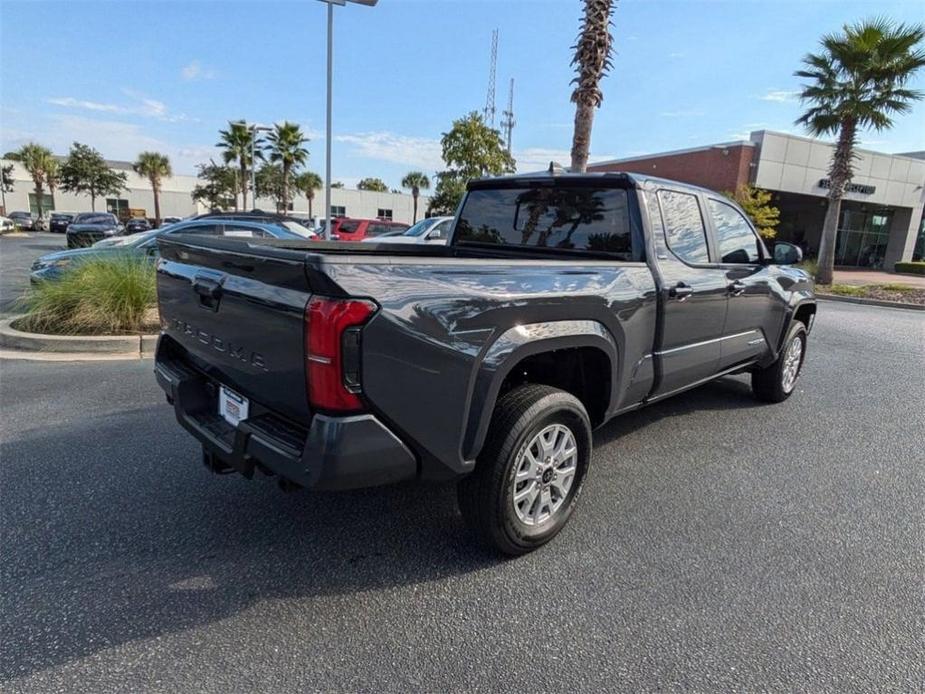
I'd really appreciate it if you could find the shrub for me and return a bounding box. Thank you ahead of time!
[18,256,157,335]
[895,261,925,276]
[797,257,818,277]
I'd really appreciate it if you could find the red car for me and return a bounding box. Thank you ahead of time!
[328,217,408,241]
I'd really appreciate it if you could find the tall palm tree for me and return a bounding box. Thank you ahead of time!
[133,152,172,227]
[266,122,309,212]
[217,121,259,211]
[401,171,430,222]
[569,0,615,173]
[795,18,924,284]
[294,170,322,218]
[11,143,56,218]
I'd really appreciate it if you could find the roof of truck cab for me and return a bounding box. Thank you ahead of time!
[467,171,720,197]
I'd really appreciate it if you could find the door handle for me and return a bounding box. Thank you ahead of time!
[728,280,746,296]
[669,282,694,301]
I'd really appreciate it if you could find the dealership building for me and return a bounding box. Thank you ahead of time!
[0,158,431,225]
[589,130,925,268]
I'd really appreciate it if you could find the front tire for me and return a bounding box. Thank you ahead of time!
[752,322,807,403]
[457,384,592,556]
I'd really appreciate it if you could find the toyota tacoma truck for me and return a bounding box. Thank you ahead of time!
[154,172,815,555]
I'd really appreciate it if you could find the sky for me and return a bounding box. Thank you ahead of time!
[2,0,924,190]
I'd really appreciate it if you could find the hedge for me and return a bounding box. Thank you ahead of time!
[894,261,925,276]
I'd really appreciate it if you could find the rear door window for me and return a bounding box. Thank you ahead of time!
[168,223,221,236]
[456,186,636,259]
[366,223,394,237]
[657,190,710,264]
[222,223,269,238]
[707,199,761,264]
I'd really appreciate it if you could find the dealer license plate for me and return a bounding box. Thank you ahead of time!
[219,386,249,427]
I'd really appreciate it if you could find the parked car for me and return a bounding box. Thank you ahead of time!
[161,216,183,226]
[65,213,124,248]
[9,211,35,230]
[0,216,15,233]
[33,217,306,282]
[361,216,454,245]
[192,211,317,238]
[125,218,153,234]
[49,212,75,234]
[152,172,816,555]
[325,217,409,241]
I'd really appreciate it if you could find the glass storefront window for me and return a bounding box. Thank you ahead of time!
[835,208,893,268]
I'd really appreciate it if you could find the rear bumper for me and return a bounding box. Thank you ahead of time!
[154,342,417,491]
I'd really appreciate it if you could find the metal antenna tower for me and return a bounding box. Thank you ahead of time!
[500,78,515,152]
[483,29,498,126]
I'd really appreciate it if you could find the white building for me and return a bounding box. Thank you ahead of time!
[1,158,431,225]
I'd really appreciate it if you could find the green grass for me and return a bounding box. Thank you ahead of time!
[878,283,917,293]
[18,256,157,335]
[822,283,867,297]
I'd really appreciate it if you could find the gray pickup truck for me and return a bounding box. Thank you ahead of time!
[154,172,815,554]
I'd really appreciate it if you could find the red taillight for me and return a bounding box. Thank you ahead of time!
[304,296,377,412]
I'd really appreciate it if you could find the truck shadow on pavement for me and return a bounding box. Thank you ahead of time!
[2,375,761,680]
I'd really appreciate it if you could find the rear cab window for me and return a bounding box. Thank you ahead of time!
[455,184,641,260]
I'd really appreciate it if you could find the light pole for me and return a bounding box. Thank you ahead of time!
[317,0,378,238]
[249,124,272,212]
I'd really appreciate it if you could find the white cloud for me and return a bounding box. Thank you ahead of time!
[7,114,216,174]
[759,89,800,103]
[180,60,216,81]
[335,131,444,171]
[46,89,192,123]
[668,52,685,58]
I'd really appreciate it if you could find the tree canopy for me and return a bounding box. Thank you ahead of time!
[429,112,515,214]
[357,177,389,192]
[59,142,127,210]
[192,160,237,211]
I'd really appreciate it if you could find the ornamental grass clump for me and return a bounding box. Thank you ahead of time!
[19,256,158,335]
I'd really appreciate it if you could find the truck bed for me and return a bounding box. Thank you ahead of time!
[155,232,659,480]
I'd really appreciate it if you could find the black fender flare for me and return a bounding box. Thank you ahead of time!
[770,298,816,363]
[460,319,619,462]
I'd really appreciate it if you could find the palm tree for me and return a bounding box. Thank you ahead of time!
[401,171,430,222]
[569,0,615,173]
[266,122,309,212]
[294,170,322,218]
[11,143,56,218]
[795,18,924,284]
[217,121,260,211]
[133,152,172,227]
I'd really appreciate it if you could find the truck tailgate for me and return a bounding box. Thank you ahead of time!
[156,235,313,423]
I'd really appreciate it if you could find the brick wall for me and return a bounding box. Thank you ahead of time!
[589,144,756,193]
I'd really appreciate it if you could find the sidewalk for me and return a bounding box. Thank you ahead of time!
[832,268,925,289]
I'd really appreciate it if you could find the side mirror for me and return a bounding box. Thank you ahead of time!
[773,241,802,265]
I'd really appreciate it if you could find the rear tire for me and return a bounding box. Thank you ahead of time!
[457,384,592,556]
[752,322,807,403]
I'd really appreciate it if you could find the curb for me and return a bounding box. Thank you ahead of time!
[0,316,159,358]
[816,294,925,311]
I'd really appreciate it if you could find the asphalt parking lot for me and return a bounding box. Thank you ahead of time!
[1,235,923,692]
[0,232,63,317]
